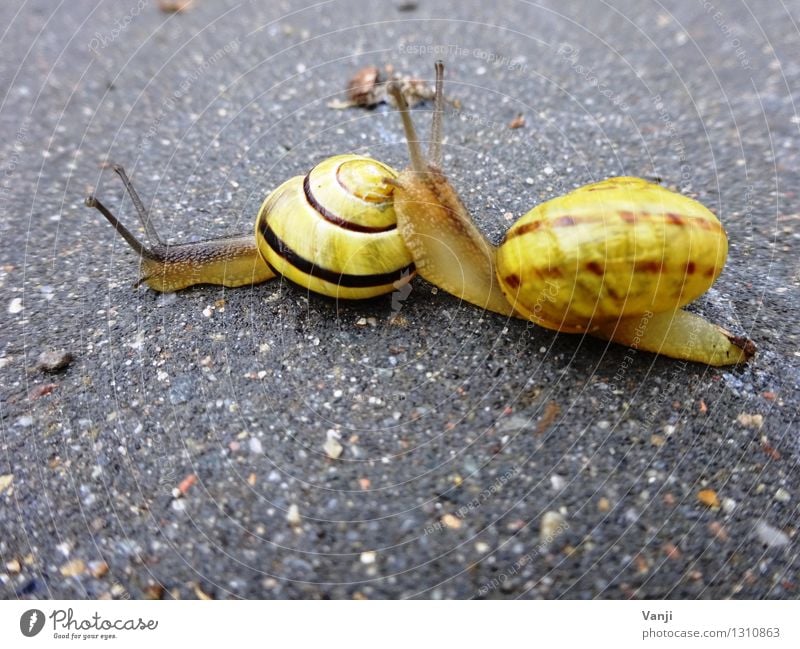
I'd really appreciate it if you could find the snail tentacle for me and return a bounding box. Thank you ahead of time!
[389,65,516,317]
[87,167,274,292]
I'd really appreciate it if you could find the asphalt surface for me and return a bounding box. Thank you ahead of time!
[1,0,798,600]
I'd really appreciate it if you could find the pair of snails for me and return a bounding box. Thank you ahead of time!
[86,62,755,366]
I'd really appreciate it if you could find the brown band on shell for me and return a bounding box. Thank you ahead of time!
[303,174,396,233]
[503,211,724,242]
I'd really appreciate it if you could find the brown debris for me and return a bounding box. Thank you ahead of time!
[761,439,782,461]
[347,66,382,106]
[508,113,525,129]
[329,65,441,110]
[177,474,197,496]
[535,401,561,435]
[708,521,729,542]
[29,384,58,399]
[89,560,109,578]
[697,489,720,508]
[157,0,193,12]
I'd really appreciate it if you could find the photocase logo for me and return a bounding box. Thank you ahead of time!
[20,609,45,637]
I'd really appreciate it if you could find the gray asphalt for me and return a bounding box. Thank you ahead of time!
[1,0,798,599]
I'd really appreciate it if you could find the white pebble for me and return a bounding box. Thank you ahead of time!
[754,520,790,548]
[360,551,377,564]
[8,298,23,314]
[249,437,263,454]
[774,488,791,503]
[323,437,343,459]
[286,504,302,526]
[540,511,568,546]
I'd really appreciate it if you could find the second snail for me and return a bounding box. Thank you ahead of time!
[86,62,755,367]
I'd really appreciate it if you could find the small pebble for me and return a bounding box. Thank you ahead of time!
[774,488,791,503]
[708,522,729,542]
[697,489,720,508]
[0,474,13,494]
[441,513,461,530]
[286,504,302,526]
[88,560,109,578]
[540,511,567,545]
[721,497,737,514]
[597,497,611,512]
[736,412,763,429]
[323,437,343,459]
[8,297,23,314]
[249,437,263,455]
[59,559,86,577]
[37,349,74,372]
[475,541,490,554]
[5,558,21,574]
[754,520,790,548]
[360,551,377,564]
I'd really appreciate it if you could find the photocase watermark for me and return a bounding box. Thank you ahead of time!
[20,607,157,639]
[138,37,241,150]
[556,43,630,113]
[88,0,148,55]
[598,309,653,411]
[423,466,520,535]
[476,517,570,596]
[388,270,413,324]
[0,115,31,206]
[649,93,694,190]
[398,43,528,72]
[699,1,755,70]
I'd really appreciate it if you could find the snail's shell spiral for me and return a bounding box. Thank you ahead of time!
[256,154,415,299]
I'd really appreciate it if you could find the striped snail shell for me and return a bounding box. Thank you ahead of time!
[256,154,415,299]
[496,177,728,333]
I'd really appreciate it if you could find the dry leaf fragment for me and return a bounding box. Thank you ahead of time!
[157,0,193,12]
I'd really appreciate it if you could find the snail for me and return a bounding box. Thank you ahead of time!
[86,62,754,366]
[85,154,412,297]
